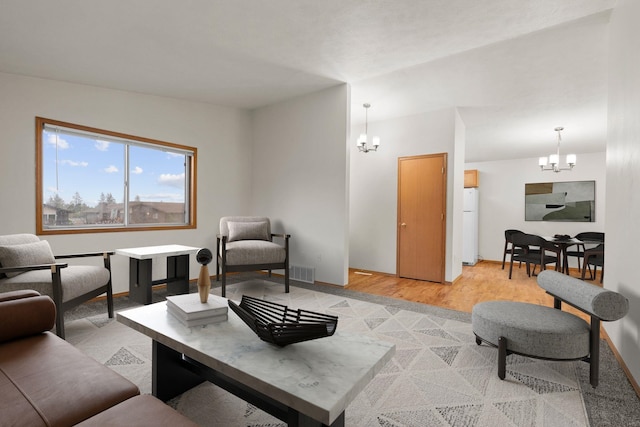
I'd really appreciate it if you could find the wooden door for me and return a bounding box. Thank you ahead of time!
[397,153,447,282]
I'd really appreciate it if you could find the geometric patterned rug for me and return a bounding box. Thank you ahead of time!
[66,279,590,427]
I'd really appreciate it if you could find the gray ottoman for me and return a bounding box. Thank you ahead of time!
[471,270,629,388]
[472,301,590,379]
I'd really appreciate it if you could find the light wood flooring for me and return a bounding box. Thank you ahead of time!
[345,260,602,321]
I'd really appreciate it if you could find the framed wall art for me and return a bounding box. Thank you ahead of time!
[525,180,595,222]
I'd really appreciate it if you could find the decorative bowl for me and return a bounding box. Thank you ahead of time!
[228,295,338,346]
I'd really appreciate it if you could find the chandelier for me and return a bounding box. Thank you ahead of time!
[356,103,380,153]
[538,127,576,172]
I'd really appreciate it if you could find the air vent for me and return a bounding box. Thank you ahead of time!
[289,265,315,284]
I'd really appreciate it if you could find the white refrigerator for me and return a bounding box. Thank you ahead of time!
[463,188,479,265]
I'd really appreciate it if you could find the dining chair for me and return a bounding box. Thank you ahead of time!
[566,232,605,273]
[502,229,526,270]
[509,233,561,279]
[582,243,605,283]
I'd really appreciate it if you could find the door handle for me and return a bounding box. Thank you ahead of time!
[400,223,406,227]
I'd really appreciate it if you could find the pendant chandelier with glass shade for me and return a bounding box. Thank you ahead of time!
[357,103,380,153]
[538,127,576,172]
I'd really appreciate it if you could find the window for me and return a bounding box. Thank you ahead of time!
[36,117,197,234]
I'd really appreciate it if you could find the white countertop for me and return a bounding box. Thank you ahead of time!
[117,299,395,425]
[115,245,200,259]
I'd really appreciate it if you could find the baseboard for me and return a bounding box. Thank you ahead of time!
[601,328,640,399]
[105,270,260,301]
[476,259,501,265]
[350,267,395,277]
[102,271,287,303]
[350,267,454,285]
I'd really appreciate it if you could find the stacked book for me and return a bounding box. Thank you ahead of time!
[166,293,228,327]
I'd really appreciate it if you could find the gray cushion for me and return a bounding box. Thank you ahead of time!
[227,221,269,242]
[0,240,55,278]
[0,234,41,246]
[0,266,110,302]
[219,216,272,239]
[537,270,629,321]
[0,234,41,279]
[224,241,285,266]
[472,300,590,360]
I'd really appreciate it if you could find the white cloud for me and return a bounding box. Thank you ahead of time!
[158,173,185,188]
[105,165,119,173]
[131,166,143,174]
[95,140,110,151]
[59,159,88,167]
[46,133,69,149]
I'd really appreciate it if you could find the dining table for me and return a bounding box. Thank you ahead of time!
[543,236,604,275]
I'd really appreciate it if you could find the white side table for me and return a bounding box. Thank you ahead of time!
[116,245,200,305]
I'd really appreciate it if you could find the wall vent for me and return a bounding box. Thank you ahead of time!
[289,265,315,284]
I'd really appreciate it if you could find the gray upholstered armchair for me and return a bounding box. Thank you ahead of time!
[216,217,290,297]
[0,233,114,339]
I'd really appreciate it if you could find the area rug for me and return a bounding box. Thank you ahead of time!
[66,279,593,427]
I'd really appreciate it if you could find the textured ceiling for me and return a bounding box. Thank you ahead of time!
[0,0,616,162]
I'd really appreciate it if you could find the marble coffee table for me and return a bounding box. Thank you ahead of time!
[117,300,395,426]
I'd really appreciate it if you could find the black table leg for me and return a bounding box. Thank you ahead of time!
[129,258,153,305]
[161,351,343,426]
[167,254,190,296]
[128,254,191,304]
[287,410,345,427]
[153,341,204,401]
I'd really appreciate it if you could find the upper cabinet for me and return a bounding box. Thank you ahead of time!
[464,169,479,188]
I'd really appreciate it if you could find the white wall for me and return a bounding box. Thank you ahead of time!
[251,85,350,286]
[451,110,466,279]
[465,152,606,265]
[349,107,463,282]
[604,0,640,387]
[0,72,253,294]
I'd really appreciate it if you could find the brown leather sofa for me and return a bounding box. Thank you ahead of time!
[0,290,198,427]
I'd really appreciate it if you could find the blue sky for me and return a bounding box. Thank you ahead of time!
[43,130,186,207]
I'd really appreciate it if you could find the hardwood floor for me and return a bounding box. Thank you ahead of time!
[345,260,601,320]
